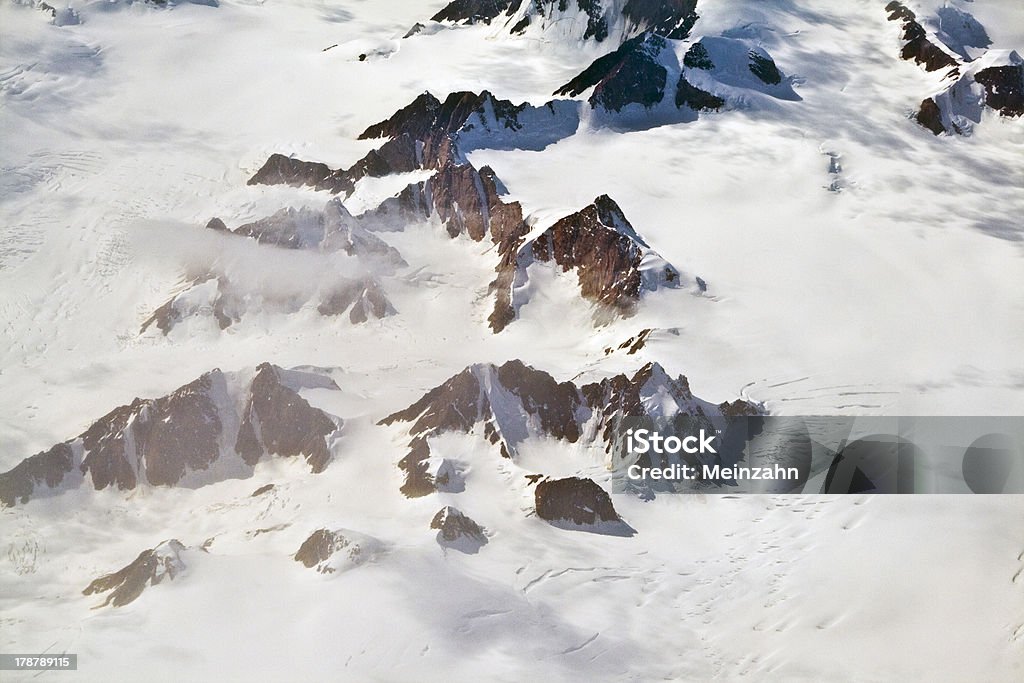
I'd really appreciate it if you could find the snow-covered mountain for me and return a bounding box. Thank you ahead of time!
[1,0,1023,680]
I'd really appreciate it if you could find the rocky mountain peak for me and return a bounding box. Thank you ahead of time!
[381,359,758,497]
[0,364,345,507]
[428,0,699,44]
[82,539,187,608]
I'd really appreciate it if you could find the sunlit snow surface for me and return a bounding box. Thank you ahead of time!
[0,1,1022,681]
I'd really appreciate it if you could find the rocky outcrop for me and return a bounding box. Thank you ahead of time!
[142,271,394,335]
[882,2,1022,135]
[555,33,795,115]
[360,90,527,167]
[380,360,760,496]
[0,364,344,506]
[916,97,946,135]
[675,75,724,111]
[235,364,339,474]
[83,540,186,608]
[974,64,1024,118]
[431,506,488,553]
[294,528,382,574]
[914,53,1023,135]
[247,153,333,190]
[247,135,419,196]
[140,275,238,334]
[535,477,620,525]
[0,443,75,508]
[212,199,405,265]
[317,277,395,323]
[489,195,683,332]
[431,0,522,26]
[885,1,959,75]
[555,33,669,112]
[429,0,698,44]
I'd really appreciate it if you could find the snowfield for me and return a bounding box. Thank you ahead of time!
[1,0,1022,681]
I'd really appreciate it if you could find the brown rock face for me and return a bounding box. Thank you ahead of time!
[431,0,698,43]
[490,195,680,332]
[885,1,959,75]
[247,154,332,189]
[554,33,669,111]
[293,529,348,571]
[535,477,620,525]
[1,364,345,507]
[235,363,339,474]
[83,540,186,608]
[380,361,585,496]
[137,374,225,487]
[0,443,75,507]
[533,196,646,311]
[676,75,724,111]
[247,135,420,196]
[381,360,760,497]
[294,528,381,573]
[140,276,240,335]
[317,277,394,323]
[431,0,520,26]
[360,90,525,168]
[431,506,488,552]
[214,199,405,266]
[78,372,225,490]
[916,97,946,135]
[974,65,1024,117]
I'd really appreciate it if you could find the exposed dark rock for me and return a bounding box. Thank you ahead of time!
[622,0,698,40]
[911,58,1022,136]
[78,372,225,490]
[531,195,675,311]
[437,0,697,43]
[1,364,345,507]
[916,97,946,135]
[141,276,236,335]
[431,0,521,25]
[317,277,395,324]
[683,42,714,70]
[490,195,681,331]
[748,51,782,85]
[294,528,382,573]
[885,1,959,74]
[554,33,669,112]
[535,477,621,525]
[403,22,426,38]
[233,207,325,249]
[248,135,420,196]
[431,506,488,553]
[131,373,225,487]
[974,64,1024,118]
[247,153,332,189]
[251,483,275,497]
[381,360,761,496]
[360,90,525,168]
[83,540,186,608]
[676,75,725,111]
[718,398,763,418]
[604,328,653,356]
[235,363,339,474]
[206,217,229,232]
[219,200,405,265]
[0,443,74,508]
[294,529,337,568]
